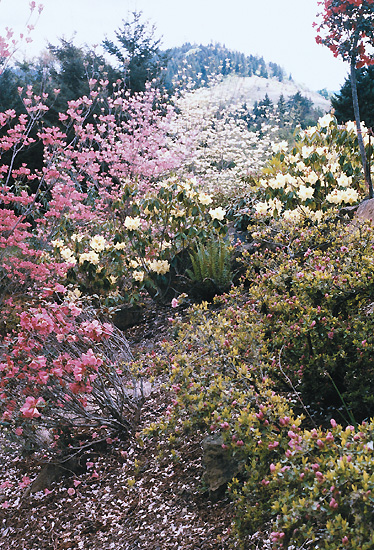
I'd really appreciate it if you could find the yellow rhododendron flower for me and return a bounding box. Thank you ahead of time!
[133,271,144,282]
[149,260,170,275]
[51,239,64,248]
[255,201,270,215]
[79,251,100,265]
[208,207,225,221]
[60,247,77,265]
[113,242,126,250]
[129,259,139,269]
[89,235,107,252]
[124,216,141,231]
[318,113,334,128]
[198,192,213,205]
[297,185,314,201]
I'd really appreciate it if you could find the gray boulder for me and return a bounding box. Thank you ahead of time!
[202,435,240,493]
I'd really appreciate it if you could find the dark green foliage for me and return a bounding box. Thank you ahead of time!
[103,11,169,93]
[332,67,374,128]
[287,91,322,128]
[245,219,374,423]
[43,39,120,122]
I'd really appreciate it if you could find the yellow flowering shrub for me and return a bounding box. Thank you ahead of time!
[49,175,228,306]
[254,114,367,221]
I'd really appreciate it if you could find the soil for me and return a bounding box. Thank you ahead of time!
[0,303,240,550]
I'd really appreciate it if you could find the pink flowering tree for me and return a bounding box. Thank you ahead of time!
[315,0,374,197]
[0,56,190,452]
[0,1,43,75]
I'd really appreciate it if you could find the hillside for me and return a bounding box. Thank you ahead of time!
[180,74,331,113]
[164,42,287,89]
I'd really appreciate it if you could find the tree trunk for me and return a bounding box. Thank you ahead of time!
[350,61,373,198]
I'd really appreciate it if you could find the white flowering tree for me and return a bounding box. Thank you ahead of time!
[169,81,284,194]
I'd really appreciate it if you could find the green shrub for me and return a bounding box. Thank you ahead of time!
[243,217,374,422]
[233,419,374,550]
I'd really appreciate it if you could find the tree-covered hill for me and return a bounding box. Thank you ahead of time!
[163,42,287,89]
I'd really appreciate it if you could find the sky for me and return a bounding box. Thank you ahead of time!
[2,0,350,92]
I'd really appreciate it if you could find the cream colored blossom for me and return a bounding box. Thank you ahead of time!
[283,209,302,222]
[71,233,84,242]
[268,174,287,189]
[341,188,359,203]
[51,239,64,248]
[124,216,142,231]
[149,260,170,275]
[297,185,314,201]
[113,242,127,250]
[60,247,77,265]
[133,271,144,282]
[89,235,107,252]
[268,198,283,214]
[337,174,352,187]
[79,251,100,265]
[208,207,225,221]
[301,146,313,158]
[66,288,82,301]
[198,192,213,205]
[272,140,288,153]
[129,259,139,269]
[310,210,324,223]
[306,172,319,185]
[345,121,356,133]
[255,201,270,215]
[318,113,334,128]
[326,189,345,204]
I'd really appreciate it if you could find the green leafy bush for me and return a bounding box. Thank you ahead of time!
[233,419,374,550]
[244,217,374,422]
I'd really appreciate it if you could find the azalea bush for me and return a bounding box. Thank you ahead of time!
[0,296,142,451]
[243,216,374,422]
[232,418,374,550]
[144,279,374,548]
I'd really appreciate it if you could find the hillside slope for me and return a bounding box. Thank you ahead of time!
[185,74,331,112]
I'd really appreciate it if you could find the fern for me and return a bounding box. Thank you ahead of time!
[186,238,233,299]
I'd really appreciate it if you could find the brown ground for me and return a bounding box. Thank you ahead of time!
[0,304,238,550]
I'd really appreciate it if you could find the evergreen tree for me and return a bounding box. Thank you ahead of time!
[103,11,169,93]
[277,94,287,127]
[332,67,374,128]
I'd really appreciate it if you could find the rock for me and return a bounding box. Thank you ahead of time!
[23,456,83,497]
[356,198,374,222]
[202,435,240,494]
[112,305,144,330]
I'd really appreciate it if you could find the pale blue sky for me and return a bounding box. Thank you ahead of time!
[3,0,349,91]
